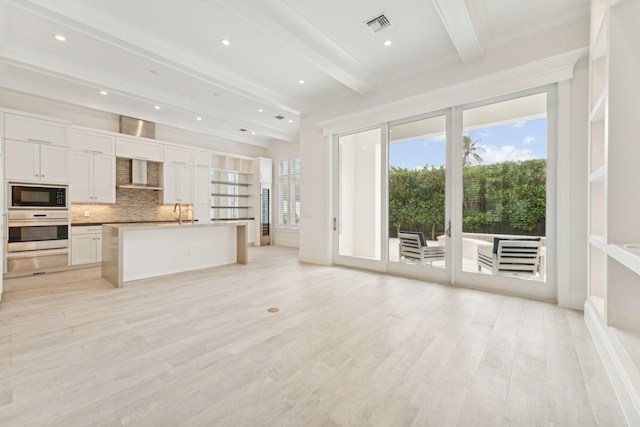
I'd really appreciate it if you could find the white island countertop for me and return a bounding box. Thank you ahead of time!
[102,221,248,287]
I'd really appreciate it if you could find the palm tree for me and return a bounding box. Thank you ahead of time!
[462,134,485,166]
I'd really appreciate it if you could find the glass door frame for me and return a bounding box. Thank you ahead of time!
[385,109,453,285]
[452,85,557,301]
[332,124,389,273]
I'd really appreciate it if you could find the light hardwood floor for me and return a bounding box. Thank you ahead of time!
[0,246,627,426]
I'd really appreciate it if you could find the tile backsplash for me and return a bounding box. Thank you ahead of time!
[70,158,188,224]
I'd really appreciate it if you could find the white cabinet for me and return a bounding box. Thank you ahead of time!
[5,140,70,183]
[164,145,193,164]
[71,226,102,265]
[193,166,211,223]
[70,151,116,203]
[257,157,273,183]
[194,150,211,168]
[70,128,116,203]
[161,163,193,204]
[4,112,68,146]
[70,127,116,155]
[116,136,163,161]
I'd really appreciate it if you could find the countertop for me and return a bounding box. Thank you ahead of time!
[102,221,247,231]
[71,220,198,227]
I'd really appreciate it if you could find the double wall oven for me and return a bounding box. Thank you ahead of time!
[6,183,70,273]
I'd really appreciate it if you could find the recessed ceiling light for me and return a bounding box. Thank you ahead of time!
[251,131,256,135]
[384,40,392,47]
[54,34,66,42]
[288,119,293,123]
[154,105,160,110]
[221,39,230,46]
[196,116,202,121]
[258,109,263,113]
[99,90,108,95]
[298,80,305,84]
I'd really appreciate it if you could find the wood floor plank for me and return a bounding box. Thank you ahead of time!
[0,246,626,426]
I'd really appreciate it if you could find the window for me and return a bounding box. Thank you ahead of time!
[278,157,300,227]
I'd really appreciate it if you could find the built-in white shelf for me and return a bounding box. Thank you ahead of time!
[211,167,253,176]
[589,90,607,122]
[608,244,640,277]
[590,234,607,251]
[591,17,608,60]
[590,295,605,319]
[589,166,606,183]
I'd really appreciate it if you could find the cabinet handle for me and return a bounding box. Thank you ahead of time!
[27,138,52,144]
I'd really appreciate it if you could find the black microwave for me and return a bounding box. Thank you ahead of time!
[10,184,68,209]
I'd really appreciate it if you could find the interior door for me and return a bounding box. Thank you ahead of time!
[334,126,387,271]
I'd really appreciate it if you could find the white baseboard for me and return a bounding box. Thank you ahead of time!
[585,300,639,426]
[298,251,331,266]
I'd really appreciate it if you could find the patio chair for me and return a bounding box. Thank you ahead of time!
[477,237,541,275]
[398,231,445,264]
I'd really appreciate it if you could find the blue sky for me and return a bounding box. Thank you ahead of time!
[389,117,547,169]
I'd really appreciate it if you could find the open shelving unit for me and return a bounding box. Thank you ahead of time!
[210,158,254,221]
[585,0,640,424]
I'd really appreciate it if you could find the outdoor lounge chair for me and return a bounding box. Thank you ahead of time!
[398,231,445,264]
[477,237,541,275]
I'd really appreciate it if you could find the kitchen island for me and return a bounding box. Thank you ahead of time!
[101,222,247,287]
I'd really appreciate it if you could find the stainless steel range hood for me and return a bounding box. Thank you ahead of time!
[118,159,163,190]
[117,116,163,190]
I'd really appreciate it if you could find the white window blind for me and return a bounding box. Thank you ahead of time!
[278,158,300,227]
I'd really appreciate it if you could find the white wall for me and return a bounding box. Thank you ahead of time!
[299,21,591,306]
[0,88,267,158]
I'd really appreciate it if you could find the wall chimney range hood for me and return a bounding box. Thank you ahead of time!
[117,116,163,190]
[118,159,163,190]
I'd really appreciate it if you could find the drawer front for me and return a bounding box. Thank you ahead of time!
[72,226,103,235]
[5,113,69,146]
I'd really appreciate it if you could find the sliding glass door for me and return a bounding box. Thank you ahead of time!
[334,127,386,271]
[332,86,556,299]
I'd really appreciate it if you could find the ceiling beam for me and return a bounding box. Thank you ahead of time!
[216,0,378,95]
[431,0,484,63]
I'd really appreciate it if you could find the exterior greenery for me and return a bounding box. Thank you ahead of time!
[389,159,546,239]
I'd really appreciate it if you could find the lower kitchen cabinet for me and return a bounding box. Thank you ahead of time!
[71,226,102,265]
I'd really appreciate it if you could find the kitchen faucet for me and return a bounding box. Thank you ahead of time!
[173,203,182,224]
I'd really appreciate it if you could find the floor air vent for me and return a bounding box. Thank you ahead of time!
[365,13,391,33]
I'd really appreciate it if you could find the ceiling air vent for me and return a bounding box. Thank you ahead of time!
[365,13,391,33]
[274,115,285,120]
[239,128,247,132]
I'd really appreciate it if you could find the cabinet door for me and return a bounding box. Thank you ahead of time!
[116,137,163,161]
[70,128,115,154]
[92,155,116,203]
[164,146,193,164]
[178,165,193,203]
[5,140,40,182]
[162,163,179,204]
[40,145,70,183]
[193,167,210,204]
[194,150,211,168]
[259,157,272,183]
[5,113,68,146]
[71,234,98,265]
[70,151,93,202]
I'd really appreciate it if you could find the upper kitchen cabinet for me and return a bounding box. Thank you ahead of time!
[256,157,273,183]
[161,163,193,204]
[69,128,116,203]
[194,150,211,168]
[70,127,116,155]
[4,112,69,147]
[163,145,193,165]
[116,136,163,162]
[5,139,70,183]
[3,111,71,183]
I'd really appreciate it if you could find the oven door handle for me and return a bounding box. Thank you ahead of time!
[8,220,69,227]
